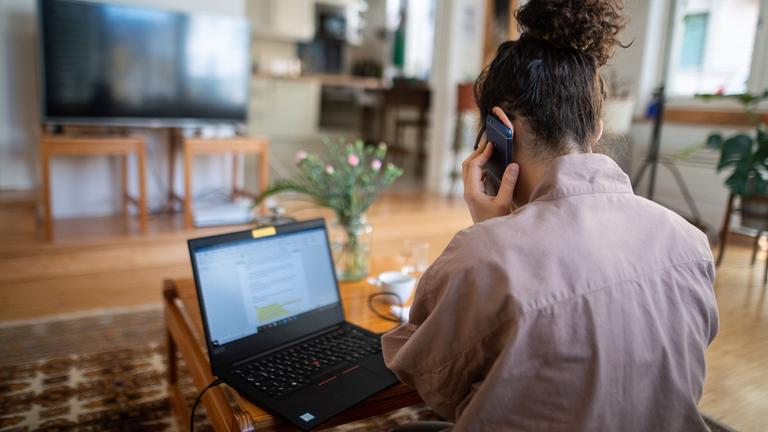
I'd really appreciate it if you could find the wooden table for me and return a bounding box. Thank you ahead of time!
[163,257,423,431]
[181,137,270,229]
[40,135,148,241]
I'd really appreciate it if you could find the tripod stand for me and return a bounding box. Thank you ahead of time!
[630,0,704,228]
[631,85,703,226]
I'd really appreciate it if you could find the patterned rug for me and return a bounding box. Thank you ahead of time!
[1,343,174,431]
[0,307,441,431]
[0,307,737,432]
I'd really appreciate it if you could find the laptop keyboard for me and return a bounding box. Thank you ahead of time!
[234,326,382,399]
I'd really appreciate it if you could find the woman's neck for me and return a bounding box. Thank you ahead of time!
[514,149,587,206]
[513,158,550,207]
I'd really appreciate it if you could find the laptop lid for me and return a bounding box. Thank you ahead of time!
[188,219,345,373]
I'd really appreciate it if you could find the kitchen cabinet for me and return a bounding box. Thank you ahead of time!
[248,78,321,138]
[316,0,367,45]
[247,0,315,42]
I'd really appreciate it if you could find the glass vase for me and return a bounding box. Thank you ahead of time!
[330,214,373,282]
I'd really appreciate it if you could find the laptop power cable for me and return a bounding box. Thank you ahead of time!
[190,378,223,431]
[367,292,405,326]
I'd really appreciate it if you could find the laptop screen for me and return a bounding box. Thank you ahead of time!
[193,226,341,346]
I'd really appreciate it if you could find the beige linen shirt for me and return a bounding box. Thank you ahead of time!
[383,153,718,431]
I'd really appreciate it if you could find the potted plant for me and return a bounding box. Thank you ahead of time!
[255,139,403,281]
[699,91,768,230]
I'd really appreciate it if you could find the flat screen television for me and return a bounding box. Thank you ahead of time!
[38,0,251,126]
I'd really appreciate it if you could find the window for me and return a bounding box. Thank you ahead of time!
[679,13,708,68]
[668,0,761,96]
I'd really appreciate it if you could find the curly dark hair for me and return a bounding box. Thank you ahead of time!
[474,0,628,157]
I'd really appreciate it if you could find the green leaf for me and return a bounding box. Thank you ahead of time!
[253,179,325,207]
[706,133,724,149]
[737,93,757,105]
[754,175,768,196]
[758,127,768,147]
[717,134,753,171]
[753,129,768,164]
[725,170,749,195]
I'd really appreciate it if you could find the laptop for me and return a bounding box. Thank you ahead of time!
[187,219,399,431]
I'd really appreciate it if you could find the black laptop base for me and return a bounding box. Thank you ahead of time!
[221,322,399,431]
[187,220,401,430]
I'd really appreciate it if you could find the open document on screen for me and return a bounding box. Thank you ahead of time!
[194,228,340,345]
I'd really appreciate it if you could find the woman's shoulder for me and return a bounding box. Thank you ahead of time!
[430,215,532,275]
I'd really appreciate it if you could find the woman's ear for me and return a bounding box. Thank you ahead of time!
[595,119,604,143]
[492,107,514,129]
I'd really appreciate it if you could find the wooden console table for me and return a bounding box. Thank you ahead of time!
[163,257,423,431]
[40,135,148,241]
[182,137,269,229]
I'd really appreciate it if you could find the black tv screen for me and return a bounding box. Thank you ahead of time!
[38,0,251,125]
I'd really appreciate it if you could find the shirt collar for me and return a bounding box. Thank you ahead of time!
[528,153,633,203]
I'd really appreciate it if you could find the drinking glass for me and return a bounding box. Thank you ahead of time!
[400,240,429,274]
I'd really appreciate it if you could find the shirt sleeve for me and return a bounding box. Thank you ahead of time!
[381,230,518,420]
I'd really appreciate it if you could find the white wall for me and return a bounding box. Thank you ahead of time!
[0,0,38,190]
[425,0,485,194]
[0,0,245,218]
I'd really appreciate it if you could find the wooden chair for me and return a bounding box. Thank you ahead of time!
[717,193,768,284]
[182,137,269,229]
[448,82,479,197]
[40,135,148,241]
[377,81,431,177]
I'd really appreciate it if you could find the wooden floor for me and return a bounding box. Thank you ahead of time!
[0,191,766,431]
[0,191,473,320]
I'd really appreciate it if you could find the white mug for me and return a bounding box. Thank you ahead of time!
[373,271,416,305]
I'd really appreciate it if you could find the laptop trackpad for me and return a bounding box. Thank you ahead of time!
[285,365,392,421]
[317,364,390,396]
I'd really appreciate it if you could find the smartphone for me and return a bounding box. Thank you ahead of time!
[484,114,514,196]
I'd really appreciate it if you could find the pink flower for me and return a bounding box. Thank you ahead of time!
[347,154,360,167]
[371,159,382,171]
[294,150,308,164]
[325,165,335,174]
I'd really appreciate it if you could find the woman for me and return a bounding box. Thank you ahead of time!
[382,0,719,430]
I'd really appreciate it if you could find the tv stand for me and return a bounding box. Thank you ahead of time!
[40,134,148,241]
[178,136,269,228]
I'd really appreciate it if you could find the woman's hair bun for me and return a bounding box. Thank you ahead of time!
[517,0,627,66]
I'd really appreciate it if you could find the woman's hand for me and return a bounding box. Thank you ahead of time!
[462,141,520,223]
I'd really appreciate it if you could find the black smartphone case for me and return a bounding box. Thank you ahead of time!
[484,115,514,196]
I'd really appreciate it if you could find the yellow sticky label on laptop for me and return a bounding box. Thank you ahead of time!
[251,226,276,238]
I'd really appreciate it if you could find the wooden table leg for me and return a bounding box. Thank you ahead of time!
[184,144,194,229]
[416,107,427,178]
[751,231,762,265]
[717,193,734,267]
[164,282,191,431]
[164,282,240,431]
[763,253,768,286]
[379,100,389,144]
[166,332,178,387]
[120,155,129,215]
[231,153,239,200]
[41,147,53,241]
[167,129,181,212]
[137,144,148,232]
